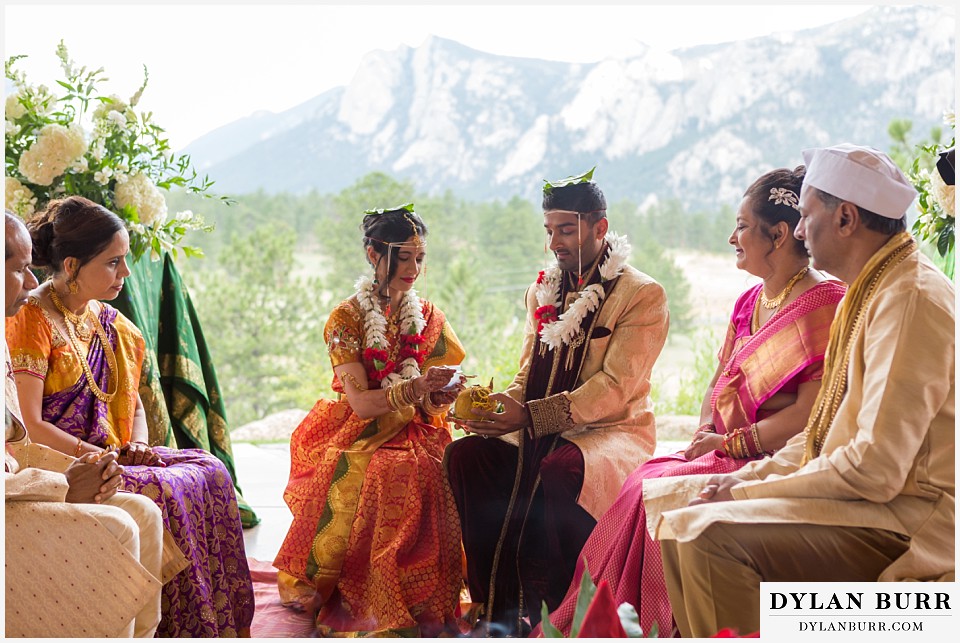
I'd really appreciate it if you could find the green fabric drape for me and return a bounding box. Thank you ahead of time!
[114,252,260,527]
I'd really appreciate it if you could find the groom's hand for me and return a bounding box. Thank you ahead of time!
[458,393,526,437]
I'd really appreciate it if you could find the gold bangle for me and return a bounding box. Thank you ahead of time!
[398,380,413,406]
[722,432,734,458]
[340,372,367,392]
[403,379,420,406]
[393,383,406,410]
[73,437,83,457]
[421,393,449,417]
[385,385,400,412]
[751,422,764,454]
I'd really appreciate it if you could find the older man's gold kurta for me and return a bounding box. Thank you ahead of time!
[504,264,670,519]
[647,246,955,582]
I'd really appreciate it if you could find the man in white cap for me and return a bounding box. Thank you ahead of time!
[645,144,954,637]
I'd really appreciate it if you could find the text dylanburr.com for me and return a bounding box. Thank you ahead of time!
[760,582,956,640]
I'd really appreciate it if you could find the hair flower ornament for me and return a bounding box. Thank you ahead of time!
[768,187,800,211]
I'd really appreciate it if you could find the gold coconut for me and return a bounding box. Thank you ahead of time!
[454,378,496,420]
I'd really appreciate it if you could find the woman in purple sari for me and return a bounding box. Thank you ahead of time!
[538,167,847,637]
[7,196,254,637]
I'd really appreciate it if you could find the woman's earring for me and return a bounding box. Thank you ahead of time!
[68,278,79,295]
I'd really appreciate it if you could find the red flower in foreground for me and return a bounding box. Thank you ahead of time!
[577,580,627,638]
[536,270,547,285]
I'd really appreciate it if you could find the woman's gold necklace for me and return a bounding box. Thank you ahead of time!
[759,266,809,310]
[48,286,119,403]
[752,266,810,333]
[48,283,94,341]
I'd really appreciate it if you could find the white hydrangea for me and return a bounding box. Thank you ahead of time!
[4,176,38,218]
[5,92,26,120]
[17,123,88,186]
[5,120,18,136]
[114,172,167,226]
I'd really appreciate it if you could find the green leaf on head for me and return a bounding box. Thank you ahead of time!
[543,167,596,195]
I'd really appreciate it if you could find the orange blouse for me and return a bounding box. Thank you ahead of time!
[6,298,145,447]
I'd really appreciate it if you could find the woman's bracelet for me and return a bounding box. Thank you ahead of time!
[697,421,716,433]
[421,392,449,417]
[722,423,765,459]
[73,437,84,457]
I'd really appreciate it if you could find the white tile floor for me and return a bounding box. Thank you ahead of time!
[234,439,690,563]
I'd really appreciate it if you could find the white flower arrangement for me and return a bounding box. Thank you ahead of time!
[4,41,224,260]
[907,110,954,278]
[17,123,87,186]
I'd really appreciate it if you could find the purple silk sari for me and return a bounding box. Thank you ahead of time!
[42,305,254,637]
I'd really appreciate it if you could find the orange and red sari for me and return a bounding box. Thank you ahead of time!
[274,297,465,636]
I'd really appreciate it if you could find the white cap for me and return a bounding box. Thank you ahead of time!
[800,143,916,219]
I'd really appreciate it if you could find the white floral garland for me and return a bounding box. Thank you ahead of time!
[355,275,427,388]
[534,232,631,349]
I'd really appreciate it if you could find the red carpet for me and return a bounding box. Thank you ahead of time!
[248,557,482,637]
[248,558,315,638]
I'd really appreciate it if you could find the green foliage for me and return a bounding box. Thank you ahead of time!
[185,224,329,426]
[663,328,720,416]
[631,236,693,333]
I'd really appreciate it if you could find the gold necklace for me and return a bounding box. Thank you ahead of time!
[48,285,94,341]
[48,287,119,403]
[759,266,809,310]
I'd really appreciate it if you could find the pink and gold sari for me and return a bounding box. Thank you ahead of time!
[540,280,845,637]
[274,297,465,637]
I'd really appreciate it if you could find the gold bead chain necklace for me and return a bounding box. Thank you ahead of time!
[48,286,119,404]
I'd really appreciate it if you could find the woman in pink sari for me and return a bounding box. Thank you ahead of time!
[538,166,846,637]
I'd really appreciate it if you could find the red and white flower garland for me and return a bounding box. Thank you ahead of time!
[533,232,630,349]
[355,275,427,387]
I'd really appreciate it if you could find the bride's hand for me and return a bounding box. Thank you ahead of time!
[428,377,466,406]
[414,366,459,397]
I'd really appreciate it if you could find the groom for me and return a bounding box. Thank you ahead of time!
[446,168,670,635]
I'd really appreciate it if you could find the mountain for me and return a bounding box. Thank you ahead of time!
[184,6,955,209]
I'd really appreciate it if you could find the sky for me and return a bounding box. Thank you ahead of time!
[4,2,878,150]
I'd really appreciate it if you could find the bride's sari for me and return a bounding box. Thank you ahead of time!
[6,299,254,637]
[274,297,465,637]
[540,280,846,637]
